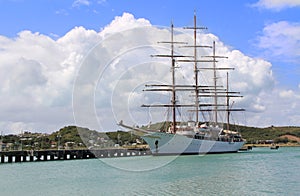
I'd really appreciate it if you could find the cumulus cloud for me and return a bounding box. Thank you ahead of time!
[73,15,275,131]
[0,12,285,134]
[252,0,300,11]
[243,88,300,127]
[257,21,300,62]
[0,25,100,134]
[99,12,151,37]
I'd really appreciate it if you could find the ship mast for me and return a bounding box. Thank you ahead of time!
[183,12,211,125]
[142,15,245,133]
[213,41,218,125]
[171,23,176,133]
[200,41,231,126]
[191,13,201,125]
[142,22,188,133]
[225,72,245,130]
[226,72,230,130]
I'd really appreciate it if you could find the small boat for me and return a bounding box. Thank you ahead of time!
[270,144,279,150]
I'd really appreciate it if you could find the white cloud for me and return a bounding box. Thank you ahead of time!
[288,115,300,125]
[279,89,300,100]
[0,26,101,133]
[72,0,91,8]
[257,21,300,62]
[253,104,266,112]
[279,89,295,98]
[99,13,151,37]
[253,0,300,11]
[1,12,297,134]
[55,9,69,16]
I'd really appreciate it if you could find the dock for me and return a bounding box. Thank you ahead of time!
[0,148,151,163]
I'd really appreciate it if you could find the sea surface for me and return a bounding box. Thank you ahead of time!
[0,147,299,196]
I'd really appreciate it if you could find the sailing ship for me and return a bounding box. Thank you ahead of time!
[119,13,245,155]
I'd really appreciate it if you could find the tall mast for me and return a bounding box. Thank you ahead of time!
[182,11,209,125]
[193,13,199,124]
[171,23,176,133]
[201,41,232,126]
[142,15,245,133]
[143,22,188,133]
[213,41,218,125]
[226,72,230,130]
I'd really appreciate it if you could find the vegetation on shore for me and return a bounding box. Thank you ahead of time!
[0,126,143,151]
[1,123,300,151]
[236,125,300,144]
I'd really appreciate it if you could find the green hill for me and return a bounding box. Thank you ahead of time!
[236,125,300,144]
[2,124,300,150]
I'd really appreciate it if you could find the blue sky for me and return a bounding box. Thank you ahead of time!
[0,0,296,43]
[0,0,297,46]
[1,0,299,86]
[0,0,300,133]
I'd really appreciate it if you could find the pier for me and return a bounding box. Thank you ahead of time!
[0,148,151,163]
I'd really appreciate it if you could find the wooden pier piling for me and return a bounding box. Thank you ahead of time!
[0,148,151,164]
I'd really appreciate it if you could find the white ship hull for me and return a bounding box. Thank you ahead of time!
[142,132,245,155]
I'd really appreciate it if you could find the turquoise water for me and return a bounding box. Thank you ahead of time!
[0,147,299,195]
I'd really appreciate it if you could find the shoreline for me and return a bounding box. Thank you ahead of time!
[245,143,300,147]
